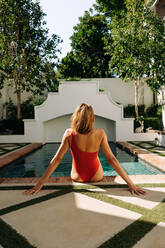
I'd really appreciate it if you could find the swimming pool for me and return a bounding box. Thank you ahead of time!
[0,143,164,178]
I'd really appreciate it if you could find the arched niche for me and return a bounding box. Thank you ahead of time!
[43,114,116,142]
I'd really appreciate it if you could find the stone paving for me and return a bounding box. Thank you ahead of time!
[0,142,165,247]
[133,222,165,248]
[0,183,165,248]
[0,143,30,156]
[129,141,165,157]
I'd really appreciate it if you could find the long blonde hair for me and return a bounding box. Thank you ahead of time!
[71,103,95,134]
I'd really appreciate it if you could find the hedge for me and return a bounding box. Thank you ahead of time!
[0,119,24,134]
[134,117,163,131]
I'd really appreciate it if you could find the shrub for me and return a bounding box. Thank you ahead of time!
[0,119,24,134]
[124,104,145,118]
[125,103,163,131]
[145,104,162,117]
[21,98,34,119]
[65,77,82,81]
[1,97,35,134]
[3,98,17,120]
[144,117,163,131]
[3,97,34,120]
[134,117,163,131]
[33,96,46,106]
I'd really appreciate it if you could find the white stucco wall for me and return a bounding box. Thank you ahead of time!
[0,82,122,142]
[33,82,123,122]
[94,116,116,142]
[44,115,71,143]
[0,78,154,119]
[0,81,157,143]
[90,78,153,107]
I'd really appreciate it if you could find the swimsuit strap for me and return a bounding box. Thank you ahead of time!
[71,130,75,146]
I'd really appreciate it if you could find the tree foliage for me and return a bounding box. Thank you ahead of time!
[58,10,112,78]
[58,51,82,78]
[0,0,62,119]
[106,0,165,117]
[94,0,126,16]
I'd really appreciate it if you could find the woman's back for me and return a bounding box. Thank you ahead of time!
[70,128,103,153]
[70,128,103,182]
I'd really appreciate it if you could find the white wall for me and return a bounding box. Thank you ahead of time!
[0,78,154,119]
[43,114,116,143]
[90,78,153,107]
[0,81,157,143]
[44,115,71,143]
[94,116,116,142]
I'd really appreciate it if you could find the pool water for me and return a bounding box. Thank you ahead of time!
[0,143,164,178]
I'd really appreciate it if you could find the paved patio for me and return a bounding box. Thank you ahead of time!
[0,143,165,247]
[0,183,165,248]
[0,143,29,157]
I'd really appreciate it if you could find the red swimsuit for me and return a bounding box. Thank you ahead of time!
[71,131,100,182]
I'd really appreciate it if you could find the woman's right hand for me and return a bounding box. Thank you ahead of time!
[24,184,42,195]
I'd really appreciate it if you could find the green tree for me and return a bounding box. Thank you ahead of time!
[107,0,165,118]
[0,0,62,119]
[94,0,126,16]
[58,51,82,78]
[59,10,112,78]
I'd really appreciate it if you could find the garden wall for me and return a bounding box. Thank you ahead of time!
[0,81,157,143]
[0,78,154,119]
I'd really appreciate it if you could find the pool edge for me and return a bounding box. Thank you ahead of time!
[0,175,165,185]
[117,141,165,173]
[0,143,43,168]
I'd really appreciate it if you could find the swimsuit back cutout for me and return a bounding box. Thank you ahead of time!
[71,131,100,182]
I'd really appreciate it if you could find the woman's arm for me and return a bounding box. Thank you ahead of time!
[24,129,71,195]
[100,130,146,195]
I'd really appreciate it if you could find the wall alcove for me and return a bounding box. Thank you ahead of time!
[43,114,116,143]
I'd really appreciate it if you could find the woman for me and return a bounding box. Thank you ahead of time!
[25,103,146,195]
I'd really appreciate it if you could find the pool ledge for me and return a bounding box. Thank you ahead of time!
[117,141,165,172]
[0,143,43,168]
[0,174,165,185]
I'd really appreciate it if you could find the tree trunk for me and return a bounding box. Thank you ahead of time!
[162,105,165,131]
[17,91,21,120]
[161,88,165,130]
[135,79,139,119]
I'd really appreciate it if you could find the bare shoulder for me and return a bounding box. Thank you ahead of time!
[62,128,72,142]
[64,128,72,135]
[94,128,105,137]
[94,129,106,143]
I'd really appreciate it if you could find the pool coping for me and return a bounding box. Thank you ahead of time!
[0,142,165,185]
[0,174,165,185]
[0,143,43,168]
[117,142,165,173]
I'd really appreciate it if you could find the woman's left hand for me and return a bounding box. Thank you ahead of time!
[129,184,146,196]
